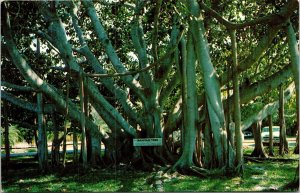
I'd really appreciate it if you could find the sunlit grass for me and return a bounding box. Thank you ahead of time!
[2,147,298,192]
[163,160,297,192]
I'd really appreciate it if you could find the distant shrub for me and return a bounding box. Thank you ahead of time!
[1,124,24,147]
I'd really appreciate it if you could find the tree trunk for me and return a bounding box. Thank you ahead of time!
[172,30,198,170]
[37,92,48,172]
[294,130,299,154]
[83,82,92,165]
[230,30,243,173]
[3,101,10,171]
[79,73,88,169]
[51,112,60,166]
[62,72,70,168]
[279,84,289,155]
[268,115,274,156]
[179,38,187,155]
[195,127,203,167]
[73,127,79,165]
[286,23,300,155]
[187,0,232,168]
[251,121,267,158]
[203,107,214,169]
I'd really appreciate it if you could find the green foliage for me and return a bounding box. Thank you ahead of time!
[19,127,35,144]
[1,125,24,147]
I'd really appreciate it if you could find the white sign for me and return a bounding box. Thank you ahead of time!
[133,138,162,146]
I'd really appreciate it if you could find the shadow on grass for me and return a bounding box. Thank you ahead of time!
[2,154,298,192]
[2,157,153,192]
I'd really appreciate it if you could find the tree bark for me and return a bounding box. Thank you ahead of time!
[203,112,213,169]
[187,0,232,168]
[37,92,48,172]
[79,73,88,169]
[73,127,79,165]
[294,131,299,154]
[173,30,198,169]
[3,101,10,170]
[62,71,70,168]
[286,23,300,154]
[51,112,60,166]
[268,115,274,156]
[279,84,289,155]
[251,121,268,158]
[230,30,243,173]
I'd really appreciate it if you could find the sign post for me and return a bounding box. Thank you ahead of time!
[133,138,162,146]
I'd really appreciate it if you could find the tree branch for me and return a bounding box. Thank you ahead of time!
[82,0,141,91]
[200,0,298,29]
[2,5,103,139]
[1,91,54,113]
[220,24,282,86]
[1,81,35,92]
[130,0,152,88]
[241,83,295,131]
[84,28,185,78]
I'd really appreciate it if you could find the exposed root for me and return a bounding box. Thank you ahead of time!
[250,148,268,158]
[170,164,208,177]
[234,163,244,176]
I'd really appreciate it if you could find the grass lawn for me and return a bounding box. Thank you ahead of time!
[1,148,299,192]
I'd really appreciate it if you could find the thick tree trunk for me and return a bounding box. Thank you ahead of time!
[173,30,198,170]
[187,0,232,168]
[230,30,243,173]
[268,115,274,156]
[286,23,300,154]
[279,84,289,155]
[251,121,267,158]
[37,93,48,172]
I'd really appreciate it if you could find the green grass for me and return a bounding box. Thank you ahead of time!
[2,148,299,192]
[163,161,298,192]
[2,159,154,192]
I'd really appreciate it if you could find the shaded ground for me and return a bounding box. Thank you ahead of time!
[1,150,299,192]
